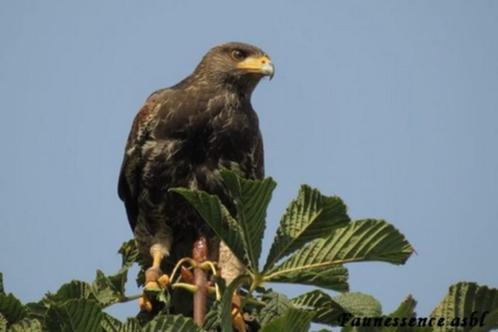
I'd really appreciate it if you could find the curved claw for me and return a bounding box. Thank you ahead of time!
[144,281,161,291]
[145,266,169,289]
[139,295,153,312]
[141,266,170,312]
[232,293,246,332]
[158,274,170,288]
[232,308,246,332]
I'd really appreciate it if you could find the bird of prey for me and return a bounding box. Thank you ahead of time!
[118,42,274,313]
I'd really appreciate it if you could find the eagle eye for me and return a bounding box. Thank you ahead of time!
[231,49,247,61]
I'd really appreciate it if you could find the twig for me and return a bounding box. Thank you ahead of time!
[193,235,208,326]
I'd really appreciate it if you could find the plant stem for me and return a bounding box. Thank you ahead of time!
[172,282,198,293]
[193,235,208,326]
[113,294,141,305]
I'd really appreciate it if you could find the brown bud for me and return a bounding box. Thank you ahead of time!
[193,236,208,262]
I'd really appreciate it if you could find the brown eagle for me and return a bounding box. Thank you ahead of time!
[118,42,273,311]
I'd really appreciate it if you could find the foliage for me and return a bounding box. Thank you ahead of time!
[1,170,496,331]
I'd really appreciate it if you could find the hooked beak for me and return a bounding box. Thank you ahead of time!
[236,55,275,80]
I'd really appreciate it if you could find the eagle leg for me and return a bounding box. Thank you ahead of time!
[144,248,169,290]
[139,244,170,312]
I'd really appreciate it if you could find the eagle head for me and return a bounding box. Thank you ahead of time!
[193,42,274,96]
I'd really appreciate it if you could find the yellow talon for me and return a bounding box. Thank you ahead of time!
[232,309,246,332]
[232,293,246,332]
[158,274,170,288]
[139,245,169,312]
[139,296,153,312]
[144,281,160,290]
[145,266,168,290]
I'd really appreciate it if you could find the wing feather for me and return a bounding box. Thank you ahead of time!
[118,94,163,230]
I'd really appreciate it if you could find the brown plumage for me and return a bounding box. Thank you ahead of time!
[118,42,274,292]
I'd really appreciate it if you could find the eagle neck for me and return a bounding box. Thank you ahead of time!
[187,68,260,101]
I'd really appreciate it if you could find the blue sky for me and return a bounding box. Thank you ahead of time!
[1,0,497,322]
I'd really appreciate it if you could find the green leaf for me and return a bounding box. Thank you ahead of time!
[107,270,128,299]
[333,292,382,317]
[431,282,498,332]
[388,295,417,319]
[0,313,7,332]
[101,312,123,332]
[8,318,43,332]
[291,290,348,326]
[92,269,127,307]
[258,292,291,327]
[219,275,251,332]
[0,273,4,295]
[341,324,381,332]
[470,309,498,332]
[264,220,413,287]
[171,188,248,269]
[383,295,418,332]
[220,170,276,271]
[203,301,221,332]
[118,240,140,270]
[259,307,314,332]
[143,314,204,332]
[46,280,94,303]
[25,302,49,321]
[119,318,142,332]
[267,265,349,292]
[0,293,27,324]
[264,185,349,271]
[25,299,50,322]
[45,299,103,332]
